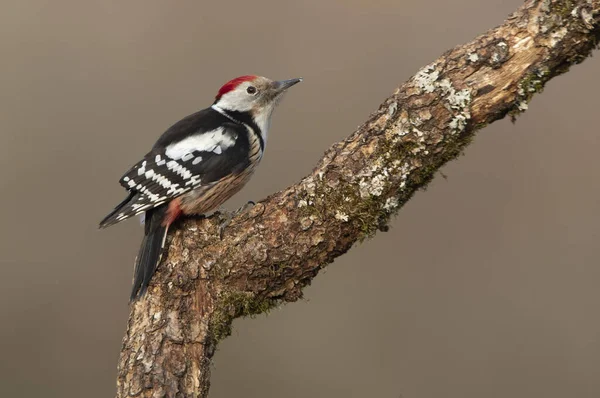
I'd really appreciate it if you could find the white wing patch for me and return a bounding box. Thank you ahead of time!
[164,127,236,160]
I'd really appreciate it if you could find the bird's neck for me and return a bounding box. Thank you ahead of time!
[211,104,271,148]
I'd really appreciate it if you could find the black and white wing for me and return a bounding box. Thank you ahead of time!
[99,108,252,228]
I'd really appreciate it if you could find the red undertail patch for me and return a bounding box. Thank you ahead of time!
[163,198,182,227]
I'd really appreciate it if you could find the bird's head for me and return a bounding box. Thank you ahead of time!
[212,75,302,138]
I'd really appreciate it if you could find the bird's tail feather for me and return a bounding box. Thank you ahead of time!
[130,205,169,301]
[99,191,138,228]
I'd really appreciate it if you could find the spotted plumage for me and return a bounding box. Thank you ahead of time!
[100,75,302,300]
[100,109,254,227]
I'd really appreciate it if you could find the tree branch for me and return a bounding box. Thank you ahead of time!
[115,1,600,397]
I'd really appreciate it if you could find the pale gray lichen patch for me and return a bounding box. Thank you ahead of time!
[359,173,387,198]
[413,75,473,135]
[438,78,452,93]
[391,122,410,139]
[438,79,473,134]
[296,177,320,208]
[394,162,411,191]
[511,67,549,119]
[303,179,317,196]
[383,196,400,212]
[334,210,349,222]
[414,64,440,93]
[550,27,568,46]
[446,89,472,110]
[449,114,469,133]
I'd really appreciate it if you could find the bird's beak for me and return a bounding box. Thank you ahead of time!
[274,78,303,92]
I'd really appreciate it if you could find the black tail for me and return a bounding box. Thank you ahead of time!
[130,205,169,301]
[99,191,138,228]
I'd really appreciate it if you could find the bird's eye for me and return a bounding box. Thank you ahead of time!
[246,86,257,95]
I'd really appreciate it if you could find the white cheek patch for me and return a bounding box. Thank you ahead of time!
[165,127,236,160]
[217,89,254,112]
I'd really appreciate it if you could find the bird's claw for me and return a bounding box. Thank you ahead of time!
[187,213,207,221]
[218,200,256,239]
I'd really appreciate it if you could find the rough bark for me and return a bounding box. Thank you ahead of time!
[116,1,600,397]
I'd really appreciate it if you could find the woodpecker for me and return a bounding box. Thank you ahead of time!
[99,75,302,300]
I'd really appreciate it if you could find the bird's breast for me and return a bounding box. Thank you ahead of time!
[178,163,259,215]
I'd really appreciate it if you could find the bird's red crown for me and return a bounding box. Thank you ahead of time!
[215,75,258,101]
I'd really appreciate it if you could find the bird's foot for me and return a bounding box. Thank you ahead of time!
[218,200,255,239]
[187,213,207,221]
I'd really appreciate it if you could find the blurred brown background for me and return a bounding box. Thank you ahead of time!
[1,0,599,397]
